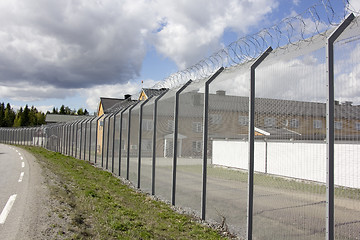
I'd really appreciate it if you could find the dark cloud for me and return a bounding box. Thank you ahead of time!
[0,0,151,89]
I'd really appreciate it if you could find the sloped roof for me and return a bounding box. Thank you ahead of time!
[107,99,138,113]
[100,97,125,113]
[140,91,360,120]
[142,88,168,99]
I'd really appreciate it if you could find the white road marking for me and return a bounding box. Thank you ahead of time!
[15,150,18,153]
[22,162,25,168]
[0,194,17,224]
[18,153,21,156]
[20,156,23,160]
[18,172,24,182]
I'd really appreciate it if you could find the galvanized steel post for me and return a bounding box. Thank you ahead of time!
[172,80,192,206]
[137,97,151,189]
[326,13,354,240]
[126,101,139,180]
[151,89,169,195]
[201,67,224,220]
[247,46,272,240]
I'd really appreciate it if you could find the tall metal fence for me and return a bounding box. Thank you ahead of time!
[1,13,360,240]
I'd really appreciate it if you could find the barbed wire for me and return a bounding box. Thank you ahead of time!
[153,0,359,89]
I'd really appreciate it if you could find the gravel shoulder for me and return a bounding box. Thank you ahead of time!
[15,147,74,240]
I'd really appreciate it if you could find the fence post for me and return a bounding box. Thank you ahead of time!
[71,122,76,156]
[79,120,83,158]
[127,101,139,180]
[88,116,96,162]
[95,114,104,164]
[137,97,151,189]
[83,119,88,160]
[118,105,131,176]
[201,67,224,220]
[75,120,80,158]
[247,46,272,240]
[172,80,192,206]
[101,114,110,168]
[151,89,169,195]
[111,111,121,172]
[326,13,354,240]
[106,112,117,170]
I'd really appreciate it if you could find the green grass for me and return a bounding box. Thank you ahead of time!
[22,146,229,240]
[177,165,360,200]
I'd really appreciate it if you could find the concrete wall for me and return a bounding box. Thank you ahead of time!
[212,139,360,188]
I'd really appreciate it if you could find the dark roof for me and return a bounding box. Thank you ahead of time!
[100,97,126,114]
[45,114,87,123]
[107,99,138,113]
[140,91,360,120]
[142,88,168,98]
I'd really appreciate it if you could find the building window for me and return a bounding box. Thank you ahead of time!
[335,121,342,130]
[168,120,174,131]
[142,119,153,131]
[192,141,202,153]
[238,116,248,126]
[264,117,276,127]
[355,122,360,131]
[290,119,299,128]
[192,122,203,133]
[209,114,222,125]
[313,120,322,129]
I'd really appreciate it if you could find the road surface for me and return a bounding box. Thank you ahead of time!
[0,144,49,240]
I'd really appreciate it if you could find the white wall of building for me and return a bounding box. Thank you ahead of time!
[212,140,360,188]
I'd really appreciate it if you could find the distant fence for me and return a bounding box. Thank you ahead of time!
[1,13,360,240]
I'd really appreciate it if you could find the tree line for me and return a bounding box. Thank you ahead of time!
[50,105,89,116]
[0,103,46,127]
[0,103,89,127]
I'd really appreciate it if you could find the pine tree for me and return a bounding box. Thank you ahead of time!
[22,105,30,126]
[0,102,5,127]
[59,105,66,115]
[4,103,15,127]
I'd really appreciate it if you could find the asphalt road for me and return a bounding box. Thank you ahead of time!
[104,156,360,239]
[0,144,48,240]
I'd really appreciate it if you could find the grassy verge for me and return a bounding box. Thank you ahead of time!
[177,165,360,200]
[22,146,229,240]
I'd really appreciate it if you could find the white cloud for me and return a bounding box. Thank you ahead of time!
[151,0,278,69]
[348,0,360,13]
[82,79,158,112]
[0,0,279,111]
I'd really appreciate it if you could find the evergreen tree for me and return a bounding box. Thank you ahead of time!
[4,103,15,127]
[13,107,23,127]
[77,108,84,115]
[29,106,37,126]
[0,102,5,127]
[59,105,66,114]
[22,105,30,126]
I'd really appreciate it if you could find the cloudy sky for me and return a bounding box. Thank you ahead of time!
[0,0,358,113]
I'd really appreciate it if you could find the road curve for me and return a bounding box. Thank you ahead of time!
[0,144,49,240]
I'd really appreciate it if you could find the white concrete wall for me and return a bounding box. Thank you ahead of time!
[212,140,360,188]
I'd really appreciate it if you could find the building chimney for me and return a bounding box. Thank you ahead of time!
[124,94,132,100]
[216,90,226,96]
